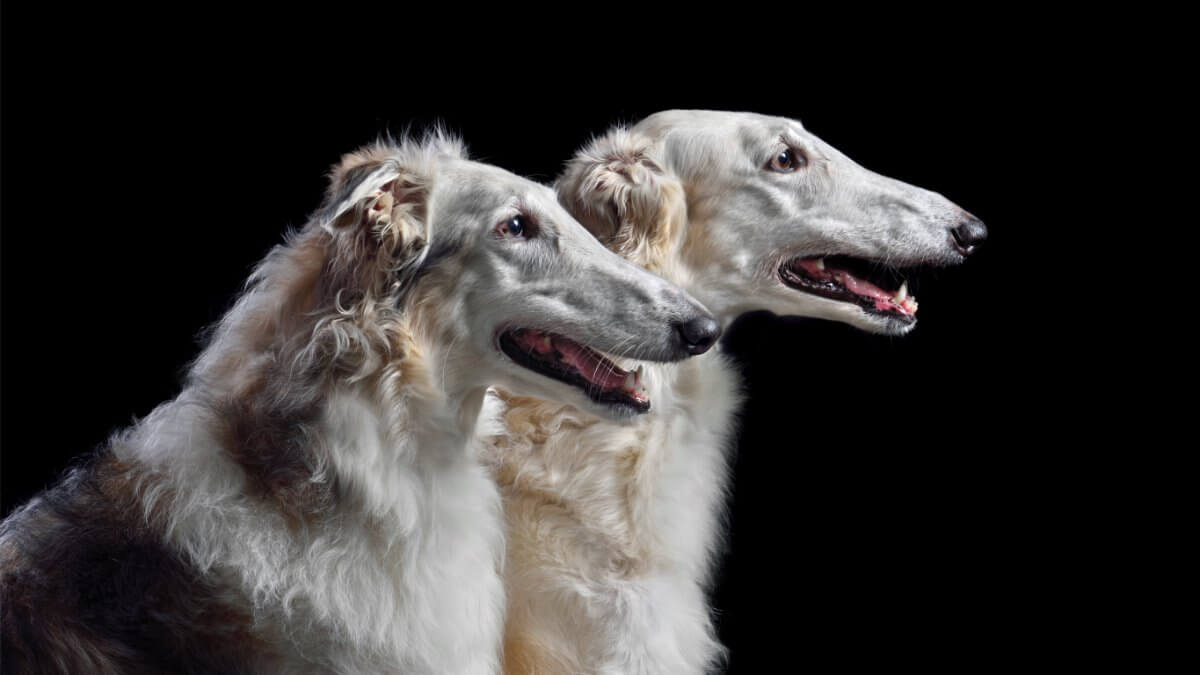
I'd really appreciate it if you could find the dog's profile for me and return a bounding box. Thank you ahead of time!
[0,133,719,673]
[485,110,987,674]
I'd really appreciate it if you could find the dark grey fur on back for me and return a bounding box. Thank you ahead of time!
[1,452,268,674]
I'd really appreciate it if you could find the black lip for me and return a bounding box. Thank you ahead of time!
[778,257,918,324]
[497,330,651,414]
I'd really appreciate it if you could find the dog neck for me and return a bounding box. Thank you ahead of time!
[104,259,501,668]
[126,233,488,525]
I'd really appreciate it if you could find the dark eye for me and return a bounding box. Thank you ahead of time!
[768,148,806,172]
[497,215,529,238]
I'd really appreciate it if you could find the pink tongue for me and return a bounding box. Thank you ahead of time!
[513,330,629,391]
[794,259,915,316]
[554,340,628,390]
[840,274,893,303]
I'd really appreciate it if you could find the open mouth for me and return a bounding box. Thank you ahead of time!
[497,328,651,413]
[779,255,919,322]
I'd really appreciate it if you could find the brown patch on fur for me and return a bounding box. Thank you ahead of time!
[205,160,437,522]
[1,452,271,674]
[201,231,336,520]
[503,628,580,675]
[482,391,654,578]
[326,174,431,301]
[556,132,688,274]
[213,380,329,521]
[93,455,178,533]
[608,176,686,273]
[494,393,586,445]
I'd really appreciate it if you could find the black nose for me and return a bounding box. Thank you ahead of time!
[950,216,988,256]
[676,316,721,355]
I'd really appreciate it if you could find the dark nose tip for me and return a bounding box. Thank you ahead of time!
[676,316,721,355]
[950,216,988,256]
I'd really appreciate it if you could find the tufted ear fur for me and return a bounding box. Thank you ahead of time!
[319,148,433,299]
[555,127,687,270]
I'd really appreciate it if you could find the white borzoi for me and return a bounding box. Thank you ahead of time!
[484,111,987,674]
[0,133,719,674]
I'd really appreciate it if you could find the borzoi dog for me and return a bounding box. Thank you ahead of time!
[484,110,987,674]
[0,134,719,674]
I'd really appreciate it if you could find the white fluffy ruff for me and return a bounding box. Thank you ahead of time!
[122,394,504,673]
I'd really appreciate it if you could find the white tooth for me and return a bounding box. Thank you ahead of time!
[542,335,552,350]
[634,365,644,383]
[624,372,636,390]
[815,257,826,271]
[895,281,908,303]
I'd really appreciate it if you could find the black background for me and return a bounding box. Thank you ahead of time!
[2,12,1066,673]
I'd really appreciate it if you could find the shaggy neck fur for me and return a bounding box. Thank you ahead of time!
[485,208,742,674]
[113,227,504,673]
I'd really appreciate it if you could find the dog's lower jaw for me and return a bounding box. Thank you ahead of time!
[873,312,920,336]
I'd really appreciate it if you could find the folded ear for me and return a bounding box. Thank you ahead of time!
[555,127,686,269]
[319,148,432,295]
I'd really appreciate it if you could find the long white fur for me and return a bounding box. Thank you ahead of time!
[487,110,978,674]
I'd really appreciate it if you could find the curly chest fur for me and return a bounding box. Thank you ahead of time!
[483,353,742,674]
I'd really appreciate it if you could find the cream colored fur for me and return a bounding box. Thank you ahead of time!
[486,110,980,674]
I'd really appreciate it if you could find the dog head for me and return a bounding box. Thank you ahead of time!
[557,110,986,335]
[313,134,718,419]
